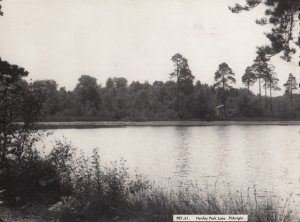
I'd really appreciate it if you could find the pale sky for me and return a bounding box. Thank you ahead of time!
[0,0,299,94]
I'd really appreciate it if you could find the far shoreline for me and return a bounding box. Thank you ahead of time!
[35,120,300,129]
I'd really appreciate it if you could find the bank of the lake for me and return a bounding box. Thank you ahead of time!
[36,120,300,129]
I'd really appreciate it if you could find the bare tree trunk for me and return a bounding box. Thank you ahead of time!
[258,77,261,99]
[290,86,293,109]
[222,77,227,118]
[264,79,267,97]
[176,79,179,112]
[264,78,268,108]
[269,86,272,112]
[176,63,179,114]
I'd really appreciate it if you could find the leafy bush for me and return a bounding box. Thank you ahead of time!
[235,90,264,117]
[48,146,151,221]
[0,138,75,204]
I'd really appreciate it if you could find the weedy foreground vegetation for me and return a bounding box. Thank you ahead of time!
[0,138,299,222]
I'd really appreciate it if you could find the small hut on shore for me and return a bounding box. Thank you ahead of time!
[215,105,225,118]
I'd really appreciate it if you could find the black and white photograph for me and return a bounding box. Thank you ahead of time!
[0,0,300,221]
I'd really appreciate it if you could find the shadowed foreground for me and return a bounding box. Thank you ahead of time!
[0,141,298,222]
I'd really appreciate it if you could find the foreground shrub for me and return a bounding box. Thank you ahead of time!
[47,146,151,221]
[0,59,48,204]
[0,139,66,204]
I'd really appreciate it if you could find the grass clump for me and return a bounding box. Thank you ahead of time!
[124,187,297,222]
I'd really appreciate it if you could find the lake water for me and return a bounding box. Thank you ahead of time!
[40,125,300,209]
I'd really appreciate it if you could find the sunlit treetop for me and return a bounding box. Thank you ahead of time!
[229,0,300,62]
[170,53,195,82]
[214,63,236,90]
[283,73,297,93]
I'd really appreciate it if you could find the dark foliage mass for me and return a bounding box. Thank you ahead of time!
[0,58,46,204]
[36,72,300,121]
[230,0,300,62]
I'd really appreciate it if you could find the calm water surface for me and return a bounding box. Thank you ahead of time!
[40,125,300,207]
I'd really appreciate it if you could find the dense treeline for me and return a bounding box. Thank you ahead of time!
[33,57,299,121]
[27,53,298,121]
